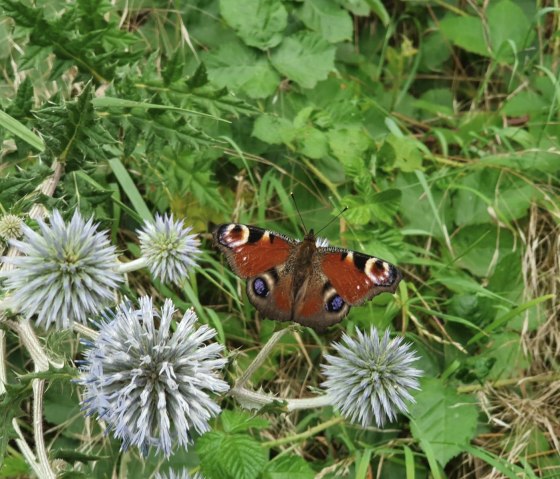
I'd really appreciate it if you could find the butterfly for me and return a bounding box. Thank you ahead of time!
[214,223,402,330]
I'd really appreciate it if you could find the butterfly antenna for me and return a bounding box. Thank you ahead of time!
[315,206,349,236]
[290,192,308,235]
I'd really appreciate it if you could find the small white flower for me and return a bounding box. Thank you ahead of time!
[0,214,24,241]
[79,296,229,457]
[138,214,201,284]
[322,328,421,427]
[1,210,122,329]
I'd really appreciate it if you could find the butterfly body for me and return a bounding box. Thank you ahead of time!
[214,223,401,330]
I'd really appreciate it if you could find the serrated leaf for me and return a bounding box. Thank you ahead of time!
[271,32,335,89]
[262,455,315,479]
[204,41,280,99]
[410,378,478,467]
[197,431,269,479]
[220,0,287,50]
[221,410,269,434]
[297,0,352,43]
[252,115,296,144]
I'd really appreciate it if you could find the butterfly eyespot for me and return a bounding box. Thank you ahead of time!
[326,294,345,313]
[253,277,269,297]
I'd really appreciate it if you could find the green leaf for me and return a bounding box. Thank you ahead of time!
[379,134,423,172]
[108,158,152,221]
[297,0,353,43]
[452,225,514,277]
[439,15,488,57]
[220,0,287,50]
[197,431,269,479]
[252,115,296,144]
[0,109,44,152]
[262,455,315,479]
[204,42,280,99]
[327,126,371,174]
[487,0,531,62]
[221,410,269,434]
[410,378,478,467]
[271,32,336,89]
[296,127,328,159]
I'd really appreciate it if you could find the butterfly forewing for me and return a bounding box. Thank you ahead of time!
[320,248,401,305]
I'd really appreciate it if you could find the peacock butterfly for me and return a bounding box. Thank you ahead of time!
[213,222,402,330]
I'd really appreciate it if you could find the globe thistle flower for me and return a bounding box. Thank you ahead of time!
[138,214,201,285]
[322,328,421,427]
[0,213,24,241]
[155,469,203,479]
[79,296,229,457]
[1,210,122,329]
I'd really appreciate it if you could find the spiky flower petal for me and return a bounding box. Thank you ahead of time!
[322,328,421,427]
[138,214,201,285]
[156,469,203,479]
[1,210,122,329]
[79,296,229,457]
[0,214,24,241]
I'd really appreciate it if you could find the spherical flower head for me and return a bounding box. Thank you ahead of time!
[79,296,229,457]
[322,328,421,428]
[0,214,24,241]
[1,210,122,329]
[156,469,203,479]
[138,214,201,285]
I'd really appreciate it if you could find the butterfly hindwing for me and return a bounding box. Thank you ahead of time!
[292,278,350,330]
[214,224,295,278]
[320,248,401,306]
[246,269,293,323]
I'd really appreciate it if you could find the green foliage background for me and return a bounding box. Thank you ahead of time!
[0,0,559,478]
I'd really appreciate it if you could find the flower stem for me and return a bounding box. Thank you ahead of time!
[230,386,332,411]
[262,416,344,448]
[234,325,295,389]
[73,322,99,340]
[117,257,148,274]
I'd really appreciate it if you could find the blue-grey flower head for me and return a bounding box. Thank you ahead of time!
[0,214,24,241]
[155,469,203,479]
[79,296,229,457]
[1,210,122,329]
[322,328,421,427]
[138,214,201,285]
